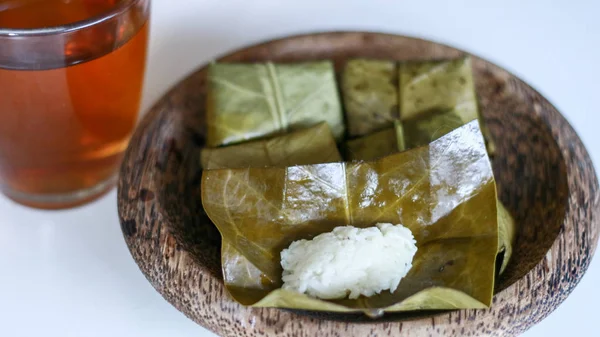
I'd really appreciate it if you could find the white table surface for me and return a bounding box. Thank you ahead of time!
[1,1,599,336]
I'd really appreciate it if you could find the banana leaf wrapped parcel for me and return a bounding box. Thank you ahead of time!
[207,61,344,147]
[202,121,499,313]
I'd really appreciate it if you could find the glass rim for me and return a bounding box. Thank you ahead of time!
[0,0,139,37]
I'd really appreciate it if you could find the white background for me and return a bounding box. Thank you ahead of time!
[1,0,598,336]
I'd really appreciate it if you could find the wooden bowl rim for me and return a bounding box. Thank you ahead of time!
[118,31,600,336]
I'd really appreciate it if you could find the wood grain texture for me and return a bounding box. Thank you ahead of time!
[117,32,600,336]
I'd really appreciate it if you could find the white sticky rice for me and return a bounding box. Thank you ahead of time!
[280,223,417,300]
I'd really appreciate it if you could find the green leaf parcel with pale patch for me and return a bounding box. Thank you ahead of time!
[201,121,499,313]
[345,117,515,275]
[344,57,513,272]
[201,122,342,304]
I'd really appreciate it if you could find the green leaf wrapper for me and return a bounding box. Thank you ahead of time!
[341,56,496,154]
[345,120,514,274]
[399,57,478,122]
[345,57,512,272]
[206,61,344,147]
[345,121,405,161]
[202,121,498,313]
[201,122,341,169]
[342,59,398,137]
[399,56,496,155]
[497,201,515,274]
[201,122,343,305]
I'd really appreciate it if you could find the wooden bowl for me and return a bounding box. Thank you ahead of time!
[117,32,599,336]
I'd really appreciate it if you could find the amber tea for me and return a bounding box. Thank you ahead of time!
[0,0,150,208]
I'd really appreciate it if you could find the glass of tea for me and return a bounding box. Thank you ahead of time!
[0,0,150,209]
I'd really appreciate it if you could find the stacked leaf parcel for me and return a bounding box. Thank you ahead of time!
[200,57,515,315]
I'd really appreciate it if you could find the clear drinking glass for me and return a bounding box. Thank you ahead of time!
[0,0,150,209]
